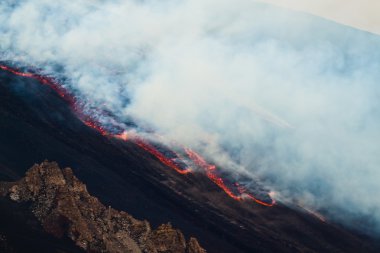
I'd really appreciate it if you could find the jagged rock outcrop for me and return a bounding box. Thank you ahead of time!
[0,161,206,253]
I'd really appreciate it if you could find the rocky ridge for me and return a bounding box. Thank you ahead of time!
[0,161,206,253]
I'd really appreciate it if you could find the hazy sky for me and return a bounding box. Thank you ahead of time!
[259,0,380,34]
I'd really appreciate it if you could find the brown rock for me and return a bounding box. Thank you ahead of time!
[187,237,206,253]
[0,161,206,253]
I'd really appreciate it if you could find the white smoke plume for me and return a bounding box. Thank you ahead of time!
[1,0,380,234]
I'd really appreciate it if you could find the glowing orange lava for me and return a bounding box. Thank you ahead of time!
[236,183,276,207]
[0,65,35,78]
[114,131,128,141]
[184,148,276,206]
[184,148,241,200]
[1,64,105,135]
[83,120,108,136]
[0,65,76,107]
[1,63,275,206]
[134,139,191,175]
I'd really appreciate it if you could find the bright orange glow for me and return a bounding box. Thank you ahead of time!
[0,65,35,78]
[114,131,128,141]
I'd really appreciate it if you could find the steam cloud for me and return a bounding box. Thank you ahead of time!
[1,0,380,234]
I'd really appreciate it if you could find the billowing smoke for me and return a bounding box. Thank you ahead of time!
[1,0,380,234]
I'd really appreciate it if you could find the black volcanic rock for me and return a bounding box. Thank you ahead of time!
[0,233,15,253]
[0,161,206,253]
[1,67,380,253]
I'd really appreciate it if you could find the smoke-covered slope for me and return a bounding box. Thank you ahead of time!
[2,1,380,232]
[1,56,379,252]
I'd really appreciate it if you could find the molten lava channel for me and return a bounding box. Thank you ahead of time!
[185,148,275,206]
[134,139,192,175]
[0,63,275,207]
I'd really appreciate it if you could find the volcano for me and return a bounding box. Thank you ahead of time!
[0,66,379,253]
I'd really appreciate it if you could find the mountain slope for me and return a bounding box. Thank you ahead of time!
[0,67,379,252]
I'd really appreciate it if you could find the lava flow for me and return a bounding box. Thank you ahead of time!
[185,148,275,206]
[134,138,191,175]
[185,148,241,201]
[0,63,275,207]
[1,64,109,135]
[236,183,276,207]
[0,64,76,107]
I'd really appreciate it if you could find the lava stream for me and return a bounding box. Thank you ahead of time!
[0,65,76,107]
[1,63,275,206]
[236,183,276,207]
[134,139,191,175]
[185,148,241,200]
[185,148,275,206]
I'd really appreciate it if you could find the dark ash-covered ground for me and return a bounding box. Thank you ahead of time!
[0,68,379,253]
